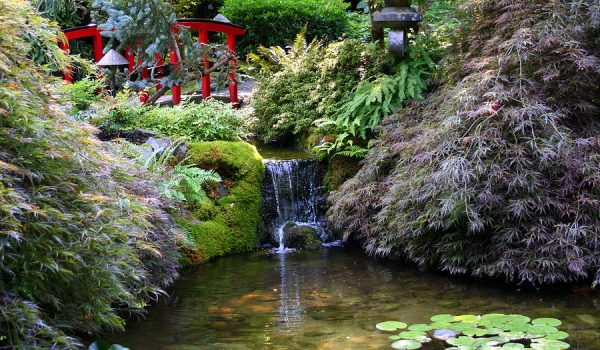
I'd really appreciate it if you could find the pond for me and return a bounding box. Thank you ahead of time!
[110,248,600,349]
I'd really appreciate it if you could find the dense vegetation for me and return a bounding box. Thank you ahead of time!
[329,0,600,286]
[221,0,350,55]
[0,1,182,348]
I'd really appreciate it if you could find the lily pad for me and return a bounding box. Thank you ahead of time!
[454,314,481,324]
[502,344,525,349]
[398,330,428,341]
[390,339,422,350]
[408,323,434,332]
[545,331,569,340]
[376,321,408,332]
[531,338,570,350]
[431,314,455,323]
[532,318,562,327]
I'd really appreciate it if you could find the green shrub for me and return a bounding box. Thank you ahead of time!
[182,141,264,262]
[329,0,600,286]
[0,1,181,347]
[61,76,102,116]
[252,31,389,144]
[98,99,251,142]
[221,0,350,55]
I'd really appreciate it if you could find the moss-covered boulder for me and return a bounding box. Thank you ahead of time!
[282,222,322,251]
[180,141,265,263]
[324,155,361,193]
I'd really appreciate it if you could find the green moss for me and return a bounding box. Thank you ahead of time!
[181,141,265,263]
[324,155,362,193]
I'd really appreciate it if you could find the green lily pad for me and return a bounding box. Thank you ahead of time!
[531,338,570,350]
[376,321,408,332]
[431,314,455,323]
[390,339,422,350]
[532,318,562,327]
[447,336,478,347]
[454,314,481,324]
[545,331,569,340]
[463,328,494,337]
[429,321,452,329]
[408,323,434,332]
[398,330,428,341]
[502,344,525,349]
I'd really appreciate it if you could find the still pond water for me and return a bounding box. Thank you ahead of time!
[111,248,600,349]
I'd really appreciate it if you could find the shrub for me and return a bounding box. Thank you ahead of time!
[182,141,264,262]
[328,0,600,286]
[97,99,251,142]
[221,0,350,55]
[1,1,182,347]
[252,31,389,144]
[61,76,102,116]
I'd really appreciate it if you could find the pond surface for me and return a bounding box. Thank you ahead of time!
[111,248,600,349]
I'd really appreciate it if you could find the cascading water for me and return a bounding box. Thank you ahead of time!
[262,159,329,252]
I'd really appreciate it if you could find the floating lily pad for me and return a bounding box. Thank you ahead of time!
[408,323,434,332]
[398,330,428,341]
[532,318,562,327]
[376,321,408,332]
[390,339,422,350]
[431,314,455,323]
[502,343,525,349]
[545,331,569,340]
[463,328,494,337]
[531,338,570,350]
[454,315,481,324]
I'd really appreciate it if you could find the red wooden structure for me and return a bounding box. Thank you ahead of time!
[59,19,246,106]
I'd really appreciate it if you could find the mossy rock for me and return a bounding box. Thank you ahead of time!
[180,141,265,263]
[324,155,361,193]
[283,222,322,250]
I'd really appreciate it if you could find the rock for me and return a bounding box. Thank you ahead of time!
[282,223,322,250]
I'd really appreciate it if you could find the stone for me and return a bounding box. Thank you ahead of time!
[282,223,322,250]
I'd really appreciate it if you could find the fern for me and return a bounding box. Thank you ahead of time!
[318,44,434,157]
[159,165,221,204]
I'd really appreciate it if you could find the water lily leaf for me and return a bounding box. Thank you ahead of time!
[389,335,402,341]
[408,324,434,332]
[532,318,562,327]
[531,338,570,350]
[502,343,525,349]
[398,330,428,341]
[390,339,422,349]
[449,322,477,331]
[545,331,569,340]
[376,321,408,332]
[463,328,493,337]
[447,336,478,347]
[528,325,559,335]
[454,315,481,324]
[431,314,455,323]
[430,321,452,329]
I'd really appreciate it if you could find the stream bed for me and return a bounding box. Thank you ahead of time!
[111,248,600,349]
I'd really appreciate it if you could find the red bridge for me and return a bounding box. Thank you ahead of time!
[59,19,246,106]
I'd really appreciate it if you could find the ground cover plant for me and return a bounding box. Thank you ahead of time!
[329,0,600,286]
[0,1,182,347]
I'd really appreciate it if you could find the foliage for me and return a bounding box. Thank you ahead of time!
[252,30,390,144]
[221,0,350,56]
[61,76,102,116]
[323,155,361,193]
[170,0,222,18]
[34,0,90,28]
[329,0,600,286]
[377,314,570,349]
[92,0,235,104]
[89,342,129,350]
[0,1,181,347]
[182,141,264,262]
[97,99,251,142]
[159,165,221,203]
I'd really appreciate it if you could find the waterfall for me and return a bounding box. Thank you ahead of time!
[262,159,328,252]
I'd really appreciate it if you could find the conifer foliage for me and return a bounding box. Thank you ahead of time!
[329,0,600,286]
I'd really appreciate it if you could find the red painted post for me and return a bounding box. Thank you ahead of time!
[199,29,211,99]
[93,32,103,62]
[58,40,73,83]
[226,33,239,107]
[169,49,181,105]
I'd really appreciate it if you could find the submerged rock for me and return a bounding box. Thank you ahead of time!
[282,222,322,250]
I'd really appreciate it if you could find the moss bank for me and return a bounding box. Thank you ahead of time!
[181,141,264,263]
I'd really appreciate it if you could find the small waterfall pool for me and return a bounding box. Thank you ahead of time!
[109,248,600,349]
[262,158,333,253]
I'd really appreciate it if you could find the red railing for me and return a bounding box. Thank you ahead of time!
[59,19,246,106]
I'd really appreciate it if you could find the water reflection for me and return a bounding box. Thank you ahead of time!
[277,252,303,329]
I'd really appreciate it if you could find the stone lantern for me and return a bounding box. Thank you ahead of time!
[372,0,423,58]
